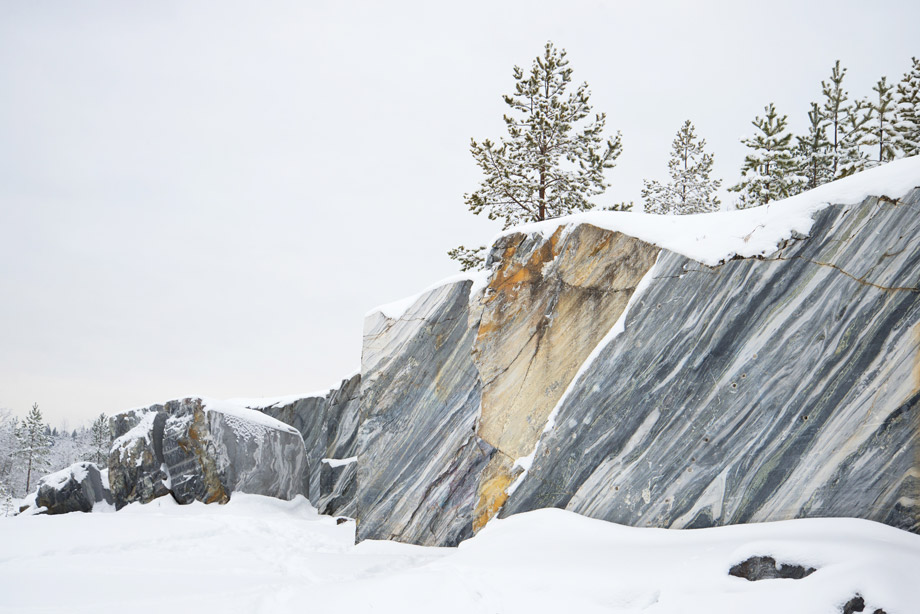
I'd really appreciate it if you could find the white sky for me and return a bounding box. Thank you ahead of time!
[1,0,918,426]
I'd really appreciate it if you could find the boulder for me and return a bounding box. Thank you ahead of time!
[107,397,305,508]
[36,462,113,514]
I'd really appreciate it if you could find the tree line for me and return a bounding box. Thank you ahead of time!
[451,43,920,269]
[0,404,109,514]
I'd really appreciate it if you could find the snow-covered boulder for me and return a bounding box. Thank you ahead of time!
[108,398,306,508]
[36,462,113,514]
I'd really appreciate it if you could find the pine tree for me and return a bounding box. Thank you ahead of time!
[451,42,622,270]
[821,60,850,177]
[90,412,110,468]
[730,103,801,208]
[642,120,721,214]
[838,98,873,176]
[795,102,834,190]
[895,57,920,157]
[0,480,12,517]
[865,76,898,166]
[15,403,52,493]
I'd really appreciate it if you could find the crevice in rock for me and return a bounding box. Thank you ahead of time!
[765,255,920,292]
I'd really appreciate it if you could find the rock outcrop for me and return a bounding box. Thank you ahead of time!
[108,398,305,508]
[36,462,113,514]
[472,224,660,531]
[502,191,920,534]
[90,162,920,546]
[356,280,494,546]
[351,178,919,544]
[242,374,361,516]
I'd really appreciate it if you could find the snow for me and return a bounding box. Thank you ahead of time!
[38,463,88,490]
[497,155,920,267]
[0,494,916,613]
[111,410,158,451]
[201,398,301,437]
[321,456,358,468]
[368,269,491,320]
[224,391,332,409]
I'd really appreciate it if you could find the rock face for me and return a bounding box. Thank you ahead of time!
[247,374,362,516]
[351,186,919,544]
[356,280,494,546]
[472,224,660,531]
[502,191,920,534]
[108,398,305,509]
[36,462,112,514]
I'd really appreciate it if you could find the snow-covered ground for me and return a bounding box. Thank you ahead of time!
[1,494,917,613]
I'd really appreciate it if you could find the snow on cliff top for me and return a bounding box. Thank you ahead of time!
[368,157,919,319]
[501,156,920,266]
[111,397,300,437]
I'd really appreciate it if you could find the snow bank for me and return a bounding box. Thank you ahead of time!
[497,156,920,266]
[1,495,916,613]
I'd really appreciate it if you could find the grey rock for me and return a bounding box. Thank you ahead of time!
[502,191,920,534]
[248,373,362,509]
[108,409,169,509]
[728,555,815,581]
[318,459,356,517]
[356,279,493,546]
[36,462,113,514]
[108,397,305,507]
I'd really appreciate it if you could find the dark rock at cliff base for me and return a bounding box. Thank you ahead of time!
[36,462,113,514]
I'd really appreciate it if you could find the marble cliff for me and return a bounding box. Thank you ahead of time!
[99,161,919,547]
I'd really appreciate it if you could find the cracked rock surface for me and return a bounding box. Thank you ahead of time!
[502,191,920,533]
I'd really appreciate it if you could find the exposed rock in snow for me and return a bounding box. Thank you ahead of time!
[107,398,305,508]
[357,279,494,546]
[35,462,113,514]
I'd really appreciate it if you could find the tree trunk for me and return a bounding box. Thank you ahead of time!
[539,167,546,221]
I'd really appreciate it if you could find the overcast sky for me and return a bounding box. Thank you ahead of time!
[1,0,917,426]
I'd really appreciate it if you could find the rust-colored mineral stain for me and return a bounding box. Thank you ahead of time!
[473,470,515,533]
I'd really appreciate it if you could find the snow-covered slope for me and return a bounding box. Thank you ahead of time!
[0,494,917,613]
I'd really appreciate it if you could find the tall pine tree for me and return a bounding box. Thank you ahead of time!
[15,403,51,494]
[838,98,873,176]
[895,57,920,157]
[642,120,721,214]
[90,413,110,468]
[821,60,850,178]
[795,102,834,190]
[451,42,622,271]
[730,103,800,208]
[865,76,898,165]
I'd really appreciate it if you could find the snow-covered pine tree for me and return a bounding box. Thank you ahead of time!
[821,60,850,178]
[0,480,12,517]
[795,102,834,190]
[864,76,898,166]
[15,403,52,494]
[642,120,720,214]
[729,103,801,208]
[838,98,873,176]
[90,412,110,468]
[895,57,920,157]
[451,42,622,270]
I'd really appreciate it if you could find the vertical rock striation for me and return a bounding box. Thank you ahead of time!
[247,373,362,516]
[356,280,493,546]
[502,191,920,534]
